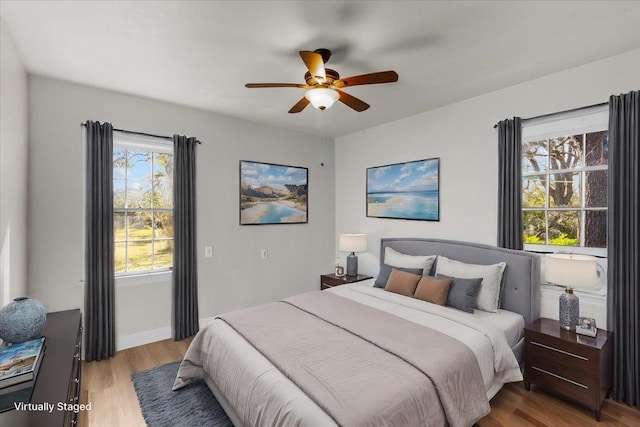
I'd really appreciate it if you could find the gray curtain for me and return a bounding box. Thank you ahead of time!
[173,135,199,340]
[497,117,523,250]
[607,90,639,408]
[84,120,115,361]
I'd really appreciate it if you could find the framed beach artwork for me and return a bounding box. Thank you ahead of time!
[366,158,440,221]
[240,160,308,225]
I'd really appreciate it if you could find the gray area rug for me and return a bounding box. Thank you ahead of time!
[131,361,233,427]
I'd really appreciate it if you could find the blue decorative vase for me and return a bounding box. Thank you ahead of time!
[0,297,46,343]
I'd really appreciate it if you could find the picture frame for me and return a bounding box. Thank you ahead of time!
[240,160,308,225]
[366,158,440,221]
[576,316,597,337]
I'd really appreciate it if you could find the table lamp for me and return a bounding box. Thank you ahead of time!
[339,234,367,277]
[545,253,599,330]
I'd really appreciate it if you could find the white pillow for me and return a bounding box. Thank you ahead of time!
[384,247,436,273]
[434,256,506,313]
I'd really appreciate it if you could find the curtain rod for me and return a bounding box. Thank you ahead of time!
[80,123,201,144]
[493,101,609,129]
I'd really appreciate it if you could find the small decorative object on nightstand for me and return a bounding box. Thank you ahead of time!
[524,317,612,421]
[320,273,373,290]
[545,254,600,330]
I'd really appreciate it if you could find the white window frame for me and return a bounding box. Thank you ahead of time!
[522,105,608,258]
[113,131,174,283]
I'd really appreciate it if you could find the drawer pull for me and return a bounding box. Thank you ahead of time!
[531,366,589,389]
[530,341,589,361]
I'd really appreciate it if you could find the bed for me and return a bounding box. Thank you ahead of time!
[173,238,541,427]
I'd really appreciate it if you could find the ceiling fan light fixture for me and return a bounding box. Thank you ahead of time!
[304,88,339,110]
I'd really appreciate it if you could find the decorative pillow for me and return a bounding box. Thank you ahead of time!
[414,276,452,306]
[436,274,482,313]
[385,268,422,297]
[374,264,423,288]
[435,256,507,313]
[384,247,436,274]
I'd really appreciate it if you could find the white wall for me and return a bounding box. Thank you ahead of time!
[0,18,29,308]
[335,49,640,327]
[28,77,335,348]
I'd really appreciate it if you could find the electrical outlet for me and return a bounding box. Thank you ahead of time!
[204,246,213,258]
[261,249,268,259]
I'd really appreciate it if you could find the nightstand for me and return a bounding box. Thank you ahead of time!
[320,273,373,290]
[524,317,613,421]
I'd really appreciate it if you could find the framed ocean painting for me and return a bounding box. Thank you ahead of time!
[366,158,440,221]
[240,160,308,225]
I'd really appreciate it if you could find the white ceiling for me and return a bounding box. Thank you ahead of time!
[2,1,640,138]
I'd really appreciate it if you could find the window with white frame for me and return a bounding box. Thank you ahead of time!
[113,132,173,275]
[522,106,608,256]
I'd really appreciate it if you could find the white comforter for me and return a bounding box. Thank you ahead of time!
[175,282,522,427]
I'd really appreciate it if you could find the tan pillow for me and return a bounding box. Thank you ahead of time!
[384,268,422,297]
[414,276,453,306]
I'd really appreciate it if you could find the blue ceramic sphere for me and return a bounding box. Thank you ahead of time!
[0,297,46,343]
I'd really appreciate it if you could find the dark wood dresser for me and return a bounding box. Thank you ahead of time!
[0,309,83,426]
[524,317,612,421]
[320,273,373,290]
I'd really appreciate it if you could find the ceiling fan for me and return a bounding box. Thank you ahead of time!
[245,48,398,113]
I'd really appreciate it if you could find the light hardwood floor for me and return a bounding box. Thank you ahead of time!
[81,338,640,426]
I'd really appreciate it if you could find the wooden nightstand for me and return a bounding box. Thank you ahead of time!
[320,273,373,290]
[524,317,613,421]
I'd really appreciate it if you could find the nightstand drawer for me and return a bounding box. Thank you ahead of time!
[322,276,346,287]
[525,336,597,377]
[526,362,597,407]
[525,354,597,391]
[525,330,596,359]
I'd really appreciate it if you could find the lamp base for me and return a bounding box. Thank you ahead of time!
[559,288,579,330]
[346,253,358,277]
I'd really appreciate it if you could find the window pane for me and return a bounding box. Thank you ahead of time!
[114,212,126,242]
[127,241,152,271]
[523,211,546,244]
[154,239,173,269]
[113,148,127,179]
[127,150,151,180]
[585,170,607,208]
[152,181,173,208]
[153,153,173,181]
[126,180,152,208]
[114,179,126,208]
[127,211,152,241]
[154,212,173,238]
[115,242,126,273]
[549,172,580,207]
[585,210,607,248]
[549,135,583,170]
[585,131,608,166]
[548,211,579,246]
[522,140,548,173]
[522,176,546,208]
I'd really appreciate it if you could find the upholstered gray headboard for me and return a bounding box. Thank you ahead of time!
[380,238,541,326]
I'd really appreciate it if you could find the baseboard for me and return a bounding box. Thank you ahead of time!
[116,326,172,351]
[115,317,218,351]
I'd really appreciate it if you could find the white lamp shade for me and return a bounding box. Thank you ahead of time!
[339,234,367,253]
[545,253,599,289]
[305,88,339,110]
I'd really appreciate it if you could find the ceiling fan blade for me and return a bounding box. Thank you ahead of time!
[299,51,326,83]
[334,71,398,88]
[336,89,369,112]
[245,83,309,88]
[288,97,310,114]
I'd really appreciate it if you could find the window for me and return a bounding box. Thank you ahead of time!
[521,107,608,256]
[113,133,173,275]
